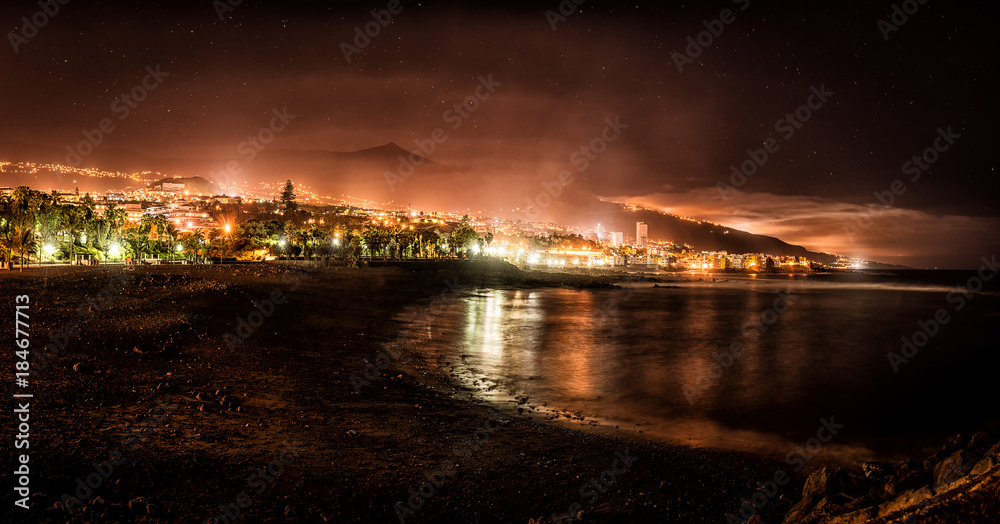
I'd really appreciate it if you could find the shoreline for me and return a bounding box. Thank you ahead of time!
[2,261,993,523]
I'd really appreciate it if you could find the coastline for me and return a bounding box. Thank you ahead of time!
[2,260,993,523]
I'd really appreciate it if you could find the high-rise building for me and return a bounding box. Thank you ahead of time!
[610,232,624,246]
[636,222,648,248]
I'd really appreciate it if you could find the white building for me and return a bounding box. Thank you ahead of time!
[636,222,648,248]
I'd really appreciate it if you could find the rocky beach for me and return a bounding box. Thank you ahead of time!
[2,261,997,523]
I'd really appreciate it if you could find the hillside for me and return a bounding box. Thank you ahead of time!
[2,142,855,262]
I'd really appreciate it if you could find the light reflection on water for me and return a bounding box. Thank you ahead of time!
[408,278,1000,465]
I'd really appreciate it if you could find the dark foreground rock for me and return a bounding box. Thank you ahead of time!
[782,432,1000,524]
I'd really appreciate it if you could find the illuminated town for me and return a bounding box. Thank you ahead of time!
[0,161,866,270]
[3,2,996,522]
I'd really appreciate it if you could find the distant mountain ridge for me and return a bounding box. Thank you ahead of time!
[0,141,873,264]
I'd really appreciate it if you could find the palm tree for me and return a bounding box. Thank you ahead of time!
[451,221,481,258]
[3,187,38,270]
[88,218,117,261]
[363,226,389,260]
[104,204,127,237]
[123,228,148,261]
[0,195,13,269]
[9,224,37,272]
[181,230,205,260]
[60,204,91,262]
[164,221,179,260]
[418,230,440,259]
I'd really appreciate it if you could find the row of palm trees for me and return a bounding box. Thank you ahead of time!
[0,187,125,270]
[245,216,489,262]
[0,187,206,270]
[0,186,492,270]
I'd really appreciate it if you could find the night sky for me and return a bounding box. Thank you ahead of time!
[2,0,997,268]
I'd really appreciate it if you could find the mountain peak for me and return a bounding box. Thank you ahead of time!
[353,142,414,156]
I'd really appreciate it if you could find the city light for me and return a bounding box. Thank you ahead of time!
[109,243,121,257]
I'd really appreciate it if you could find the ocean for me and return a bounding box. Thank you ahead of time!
[401,270,1000,466]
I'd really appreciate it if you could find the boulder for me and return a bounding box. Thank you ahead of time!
[935,473,974,495]
[933,450,972,488]
[808,493,876,522]
[802,467,852,499]
[782,495,817,524]
[877,486,935,519]
[971,454,999,477]
[827,506,878,524]
[870,474,896,499]
[922,449,947,474]
[889,470,930,497]
[945,434,967,450]
[895,459,922,477]
[968,431,990,449]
